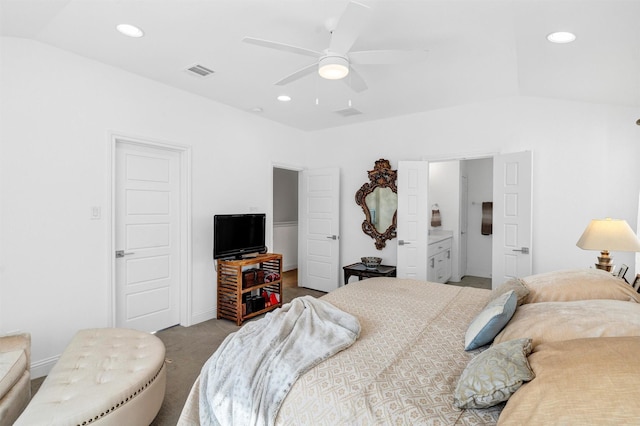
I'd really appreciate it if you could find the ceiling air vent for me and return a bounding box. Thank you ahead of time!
[185,64,215,78]
[334,107,362,117]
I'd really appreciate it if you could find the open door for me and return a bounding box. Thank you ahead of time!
[397,161,429,279]
[492,151,533,288]
[298,168,340,292]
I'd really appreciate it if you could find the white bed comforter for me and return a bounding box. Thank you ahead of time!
[198,295,361,426]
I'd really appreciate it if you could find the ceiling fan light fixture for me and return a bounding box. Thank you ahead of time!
[318,56,349,80]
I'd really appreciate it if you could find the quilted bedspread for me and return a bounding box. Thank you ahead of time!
[276,278,501,425]
[179,277,501,425]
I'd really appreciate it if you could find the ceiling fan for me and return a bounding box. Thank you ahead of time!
[242,1,427,92]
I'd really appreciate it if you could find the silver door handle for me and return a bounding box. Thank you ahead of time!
[398,240,411,246]
[512,247,530,254]
[115,250,135,258]
[326,235,337,240]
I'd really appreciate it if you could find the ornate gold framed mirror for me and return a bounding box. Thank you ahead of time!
[355,159,398,249]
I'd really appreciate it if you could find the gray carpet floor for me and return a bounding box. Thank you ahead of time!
[30,273,490,425]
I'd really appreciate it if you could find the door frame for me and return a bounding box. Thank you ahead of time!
[107,133,192,328]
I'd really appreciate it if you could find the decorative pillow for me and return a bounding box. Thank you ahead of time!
[493,299,640,347]
[465,290,517,350]
[498,337,640,425]
[454,338,534,409]
[521,268,640,304]
[489,278,529,306]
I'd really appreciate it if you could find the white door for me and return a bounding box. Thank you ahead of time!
[397,161,429,279]
[492,151,532,288]
[459,174,469,280]
[298,168,340,292]
[115,142,181,332]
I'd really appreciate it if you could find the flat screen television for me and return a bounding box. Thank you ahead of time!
[213,213,266,259]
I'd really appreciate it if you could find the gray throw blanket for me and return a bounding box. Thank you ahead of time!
[199,295,361,426]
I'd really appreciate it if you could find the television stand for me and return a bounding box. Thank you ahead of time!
[216,253,283,325]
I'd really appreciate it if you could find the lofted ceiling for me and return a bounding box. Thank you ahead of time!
[1,0,639,131]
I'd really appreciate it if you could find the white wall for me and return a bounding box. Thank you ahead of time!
[465,158,493,278]
[305,97,640,280]
[0,38,308,376]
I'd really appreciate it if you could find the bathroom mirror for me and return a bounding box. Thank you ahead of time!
[355,159,398,249]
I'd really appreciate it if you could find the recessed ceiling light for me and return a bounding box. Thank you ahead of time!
[547,31,576,44]
[277,95,291,102]
[116,24,144,38]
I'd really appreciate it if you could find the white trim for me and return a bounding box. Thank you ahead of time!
[274,221,298,227]
[190,308,217,326]
[31,354,60,379]
[107,132,193,329]
[272,162,305,172]
[422,151,498,162]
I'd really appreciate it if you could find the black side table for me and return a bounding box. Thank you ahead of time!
[343,263,397,284]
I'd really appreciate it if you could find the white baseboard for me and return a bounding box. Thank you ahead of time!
[31,354,60,379]
[188,308,216,327]
[283,263,298,272]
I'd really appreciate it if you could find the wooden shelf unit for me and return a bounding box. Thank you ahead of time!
[217,253,282,325]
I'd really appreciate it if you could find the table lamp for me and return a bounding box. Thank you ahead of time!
[576,218,640,271]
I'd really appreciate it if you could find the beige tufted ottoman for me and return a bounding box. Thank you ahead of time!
[15,328,166,426]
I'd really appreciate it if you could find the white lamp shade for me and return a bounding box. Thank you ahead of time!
[318,56,349,80]
[576,218,640,252]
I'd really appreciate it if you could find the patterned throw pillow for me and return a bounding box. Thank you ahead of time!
[454,338,534,409]
[465,290,517,350]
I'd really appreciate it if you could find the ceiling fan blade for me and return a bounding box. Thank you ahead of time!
[242,37,323,58]
[274,63,318,86]
[343,67,368,93]
[349,49,428,65]
[329,1,371,54]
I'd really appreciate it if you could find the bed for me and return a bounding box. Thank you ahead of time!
[178,268,640,425]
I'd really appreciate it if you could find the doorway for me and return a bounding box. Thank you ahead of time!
[428,158,493,282]
[272,167,300,285]
[110,135,191,332]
